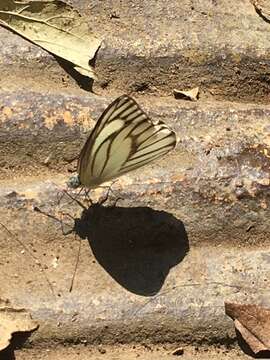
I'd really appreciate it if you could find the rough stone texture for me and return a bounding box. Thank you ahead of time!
[0,91,269,245]
[3,345,255,360]
[1,182,270,345]
[1,0,270,101]
[0,0,270,351]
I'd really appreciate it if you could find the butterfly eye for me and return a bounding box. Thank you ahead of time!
[67,174,81,189]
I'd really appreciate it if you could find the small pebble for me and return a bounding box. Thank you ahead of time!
[98,346,106,354]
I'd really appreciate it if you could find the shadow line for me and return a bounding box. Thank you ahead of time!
[0,332,34,360]
[236,328,270,359]
[54,56,94,92]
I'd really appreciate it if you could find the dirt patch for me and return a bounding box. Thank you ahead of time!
[9,344,251,360]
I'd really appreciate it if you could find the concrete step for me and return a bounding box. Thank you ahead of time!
[5,344,253,360]
[0,179,269,346]
[1,91,269,245]
[1,0,270,101]
[1,0,270,352]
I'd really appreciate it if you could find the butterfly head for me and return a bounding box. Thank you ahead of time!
[67,174,81,189]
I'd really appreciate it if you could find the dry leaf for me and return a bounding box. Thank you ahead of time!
[0,306,39,351]
[252,0,270,21]
[0,0,101,79]
[225,302,270,355]
[173,87,199,101]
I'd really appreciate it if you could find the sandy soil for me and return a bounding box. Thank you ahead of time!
[8,344,252,360]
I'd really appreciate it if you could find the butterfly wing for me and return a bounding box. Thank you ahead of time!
[78,95,177,188]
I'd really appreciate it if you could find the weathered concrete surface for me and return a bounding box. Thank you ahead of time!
[0,182,270,345]
[6,344,254,360]
[0,91,269,245]
[1,0,270,101]
[0,0,270,352]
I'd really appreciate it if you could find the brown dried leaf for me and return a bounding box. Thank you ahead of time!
[173,87,199,101]
[225,302,270,355]
[0,306,39,351]
[0,0,101,79]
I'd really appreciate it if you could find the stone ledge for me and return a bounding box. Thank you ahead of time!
[1,205,269,346]
[1,0,270,100]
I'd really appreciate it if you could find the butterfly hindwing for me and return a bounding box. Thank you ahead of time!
[78,95,176,188]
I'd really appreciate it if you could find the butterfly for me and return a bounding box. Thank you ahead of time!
[67,95,177,189]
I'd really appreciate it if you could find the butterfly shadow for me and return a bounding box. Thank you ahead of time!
[74,204,189,296]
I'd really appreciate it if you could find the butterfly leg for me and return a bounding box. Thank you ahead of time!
[98,185,114,205]
[110,195,123,207]
[59,211,76,235]
[83,188,94,207]
[98,180,121,205]
[61,189,87,210]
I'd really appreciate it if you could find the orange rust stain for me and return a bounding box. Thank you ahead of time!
[262,135,270,147]
[2,107,13,119]
[24,189,39,199]
[78,110,94,131]
[263,148,270,158]
[257,178,270,186]
[171,174,186,182]
[18,123,30,130]
[44,115,58,130]
[63,111,73,126]
[260,200,268,209]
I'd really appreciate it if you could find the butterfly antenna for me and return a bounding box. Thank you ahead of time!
[69,233,82,292]
[34,206,62,223]
[33,206,73,235]
[0,222,56,298]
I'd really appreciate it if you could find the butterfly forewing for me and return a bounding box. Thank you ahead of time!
[78,95,177,188]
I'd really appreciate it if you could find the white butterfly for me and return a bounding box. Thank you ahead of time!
[67,95,177,189]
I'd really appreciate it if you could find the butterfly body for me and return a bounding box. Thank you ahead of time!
[67,95,177,189]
